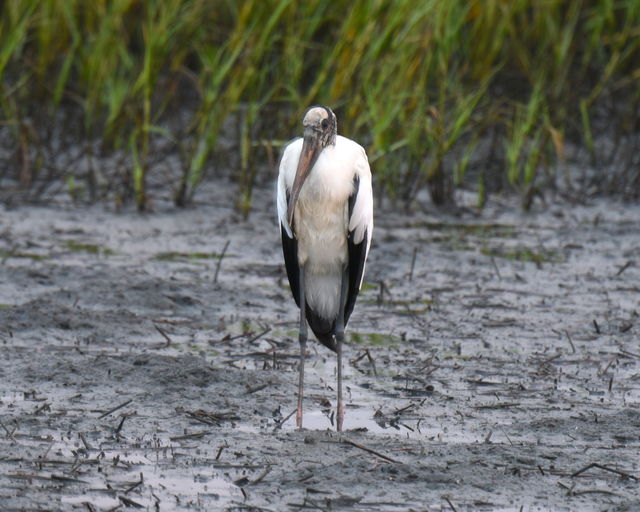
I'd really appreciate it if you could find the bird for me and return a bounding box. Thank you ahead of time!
[277,105,373,431]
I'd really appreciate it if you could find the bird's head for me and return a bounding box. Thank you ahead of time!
[287,106,337,227]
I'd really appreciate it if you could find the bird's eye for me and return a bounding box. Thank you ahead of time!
[321,119,329,129]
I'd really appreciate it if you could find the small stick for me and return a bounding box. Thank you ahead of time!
[352,351,368,364]
[154,323,173,347]
[118,495,144,508]
[215,444,226,461]
[214,240,231,284]
[0,420,13,437]
[490,256,502,281]
[564,330,575,354]
[170,431,210,441]
[616,260,634,276]
[125,473,144,494]
[444,496,458,512]
[79,432,92,451]
[619,349,640,359]
[593,319,601,334]
[342,438,398,463]
[365,349,378,376]
[273,409,296,431]
[245,327,271,344]
[393,403,416,415]
[571,489,619,496]
[98,399,133,419]
[502,428,514,446]
[115,414,129,434]
[538,353,562,367]
[571,462,638,481]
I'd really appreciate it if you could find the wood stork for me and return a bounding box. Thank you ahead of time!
[277,106,373,431]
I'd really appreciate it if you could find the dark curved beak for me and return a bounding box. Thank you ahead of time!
[287,130,322,228]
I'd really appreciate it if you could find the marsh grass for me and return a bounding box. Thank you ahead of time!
[0,1,638,210]
[63,240,115,255]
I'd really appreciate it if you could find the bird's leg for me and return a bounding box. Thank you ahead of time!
[296,265,307,429]
[335,265,349,432]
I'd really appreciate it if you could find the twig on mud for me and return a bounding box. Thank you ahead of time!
[615,260,634,276]
[409,246,417,282]
[98,399,133,419]
[183,409,240,426]
[215,443,226,460]
[125,472,144,494]
[118,495,144,508]
[393,402,416,415]
[341,438,398,464]
[564,330,576,354]
[490,256,501,281]
[593,319,601,334]
[39,442,54,466]
[537,352,562,369]
[0,420,17,440]
[246,327,272,344]
[570,489,620,496]
[377,280,393,305]
[115,413,134,434]
[153,323,173,348]
[50,474,90,484]
[79,432,92,451]
[214,239,230,284]
[353,349,379,376]
[571,462,638,481]
[443,495,458,512]
[365,349,378,376]
[619,349,640,359]
[273,409,296,431]
[473,402,520,409]
[501,428,514,446]
[170,431,212,441]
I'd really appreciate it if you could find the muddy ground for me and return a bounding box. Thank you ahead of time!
[0,183,639,511]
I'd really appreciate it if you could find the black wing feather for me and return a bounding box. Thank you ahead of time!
[344,176,368,326]
[281,224,300,308]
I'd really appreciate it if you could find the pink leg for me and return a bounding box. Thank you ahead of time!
[296,266,307,429]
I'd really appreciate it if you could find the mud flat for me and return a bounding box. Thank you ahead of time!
[1,184,639,511]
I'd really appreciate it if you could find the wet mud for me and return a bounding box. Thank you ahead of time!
[1,184,639,511]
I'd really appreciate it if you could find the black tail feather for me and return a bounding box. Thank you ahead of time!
[306,306,337,352]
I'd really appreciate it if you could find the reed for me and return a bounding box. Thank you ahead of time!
[0,0,638,210]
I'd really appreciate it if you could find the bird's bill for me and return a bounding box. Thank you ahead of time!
[287,133,321,228]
